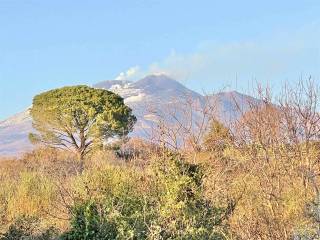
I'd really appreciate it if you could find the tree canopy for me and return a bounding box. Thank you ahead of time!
[203,120,233,153]
[29,85,136,165]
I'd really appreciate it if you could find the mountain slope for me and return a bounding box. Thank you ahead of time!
[0,110,34,156]
[0,75,257,156]
[209,91,259,123]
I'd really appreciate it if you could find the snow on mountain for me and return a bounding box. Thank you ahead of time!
[94,75,203,104]
[93,75,207,138]
[0,109,31,127]
[0,75,258,156]
[0,109,34,156]
[93,80,131,90]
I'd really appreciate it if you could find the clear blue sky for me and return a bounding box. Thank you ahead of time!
[0,0,319,119]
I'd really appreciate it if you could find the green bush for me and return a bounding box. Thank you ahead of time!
[62,153,230,239]
[149,153,229,239]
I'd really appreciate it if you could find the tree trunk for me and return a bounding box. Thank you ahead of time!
[78,151,85,174]
[78,130,86,174]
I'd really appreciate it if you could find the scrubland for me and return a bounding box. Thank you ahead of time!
[1,81,320,239]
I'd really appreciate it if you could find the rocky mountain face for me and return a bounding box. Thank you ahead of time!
[0,75,257,156]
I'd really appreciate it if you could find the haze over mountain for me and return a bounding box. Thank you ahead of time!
[0,75,257,156]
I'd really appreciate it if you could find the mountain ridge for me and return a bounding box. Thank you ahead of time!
[0,75,257,156]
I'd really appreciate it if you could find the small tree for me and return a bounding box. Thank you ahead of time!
[29,85,136,171]
[203,120,233,153]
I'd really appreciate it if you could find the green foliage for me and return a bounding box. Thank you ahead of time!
[61,198,148,240]
[203,120,233,153]
[62,153,229,239]
[62,165,152,239]
[0,216,58,240]
[150,153,229,239]
[61,201,115,240]
[29,85,136,161]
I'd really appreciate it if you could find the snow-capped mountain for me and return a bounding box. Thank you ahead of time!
[0,74,257,156]
[94,75,204,118]
[95,75,203,104]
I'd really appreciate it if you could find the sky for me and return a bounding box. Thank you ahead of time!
[0,0,319,119]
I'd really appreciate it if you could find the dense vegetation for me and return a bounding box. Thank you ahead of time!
[1,80,320,239]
